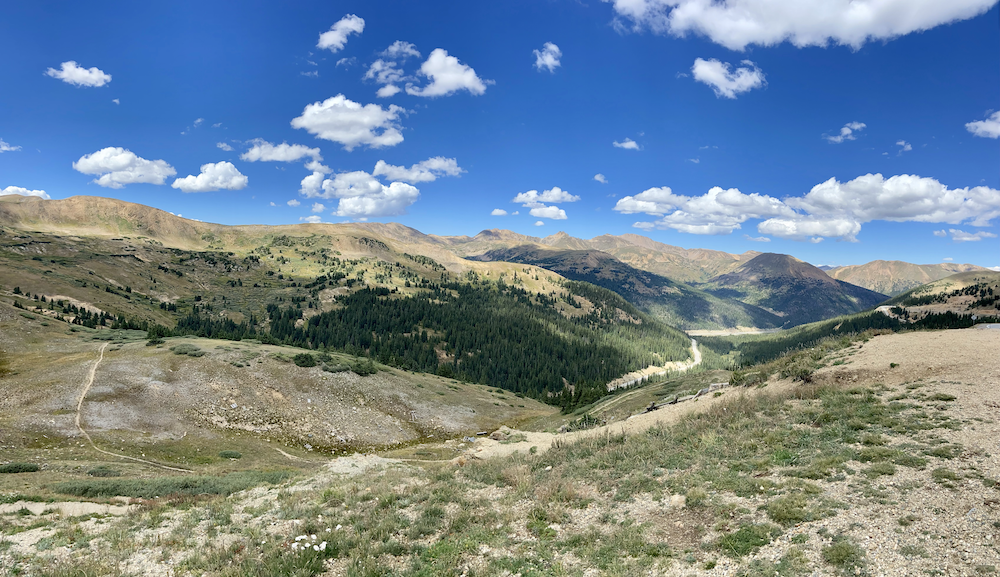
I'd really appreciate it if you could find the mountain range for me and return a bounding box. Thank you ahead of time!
[2,195,981,334]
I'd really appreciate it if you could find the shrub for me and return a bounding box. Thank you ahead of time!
[717,524,781,557]
[170,344,202,356]
[293,353,317,368]
[322,363,350,373]
[821,537,865,570]
[87,466,122,477]
[0,463,40,474]
[146,338,165,346]
[351,358,378,376]
[52,471,291,498]
[219,450,243,459]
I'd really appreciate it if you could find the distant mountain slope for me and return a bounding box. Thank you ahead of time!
[702,253,888,327]
[825,260,987,296]
[472,245,781,330]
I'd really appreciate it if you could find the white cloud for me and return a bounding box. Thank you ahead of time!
[613,138,640,150]
[933,229,947,237]
[966,111,1000,138]
[744,234,771,242]
[491,208,508,216]
[44,61,111,87]
[533,42,562,73]
[513,187,580,206]
[615,185,794,235]
[212,122,222,128]
[217,142,234,152]
[372,157,464,183]
[534,221,545,226]
[949,229,998,242]
[311,202,326,213]
[0,139,20,153]
[688,158,700,163]
[594,173,608,184]
[382,41,420,60]
[624,174,1000,241]
[632,222,655,230]
[112,99,120,105]
[604,0,996,51]
[376,85,401,98]
[304,160,332,174]
[301,70,319,78]
[317,14,364,53]
[171,162,248,193]
[300,215,323,224]
[73,147,176,188]
[299,170,421,218]
[240,139,322,163]
[364,59,407,86]
[942,257,953,261]
[989,266,1000,272]
[530,205,568,220]
[691,58,765,99]
[270,202,276,206]
[193,118,204,127]
[896,140,912,155]
[291,94,405,151]
[825,121,866,143]
[1,186,49,199]
[406,49,490,97]
[336,57,356,68]
[287,199,301,207]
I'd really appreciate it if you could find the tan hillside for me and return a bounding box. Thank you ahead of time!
[827,260,987,296]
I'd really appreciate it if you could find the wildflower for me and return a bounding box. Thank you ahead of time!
[313,545,319,551]
[320,542,327,551]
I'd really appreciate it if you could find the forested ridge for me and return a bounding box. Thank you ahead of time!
[168,278,692,409]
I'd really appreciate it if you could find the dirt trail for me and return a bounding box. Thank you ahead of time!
[75,342,192,473]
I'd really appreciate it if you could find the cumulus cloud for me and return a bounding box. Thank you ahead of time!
[825,121,866,143]
[300,215,323,224]
[604,0,996,51]
[615,185,794,235]
[491,208,508,216]
[933,229,947,237]
[311,202,326,213]
[299,169,420,218]
[594,173,608,184]
[287,199,301,207]
[530,205,568,220]
[372,157,464,183]
[112,99,120,105]
[533,42,562,72]
[44,61,111,87]
[613,138,640,150]
[512,187,580,206]
[619,173,1000,242]
[1,186,49,199]
[949,229,998,242]
[171,161,248,193]
[73,147,176,188]
[240,139,322,163]
[744,234,771,242]
[406,49,490,97]
[534,221,545,226]
[692,58,765,98]
[382,41,420,60]
[291,94,405,151]
[0,139,20,153]
[966,111,1000,138]
[217,142,234,152]
[365,59,407,86]
[376,85,401,98]
[317,14,364,52]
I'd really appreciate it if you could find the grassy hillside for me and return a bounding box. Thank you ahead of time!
[472,245,781,330]
[0,196,694,411]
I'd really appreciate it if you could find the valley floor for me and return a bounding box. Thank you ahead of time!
[2,328,999,576]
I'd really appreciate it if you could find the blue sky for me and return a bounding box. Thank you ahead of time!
[1,0,998,268]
